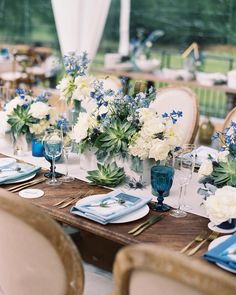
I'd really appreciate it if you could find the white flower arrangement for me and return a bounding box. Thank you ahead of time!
[1,89,53,137]
[29,101,51,120]
[205,186,236,225]
[56,52,94,105]
[129,109,182,162]
[198,159,213,178]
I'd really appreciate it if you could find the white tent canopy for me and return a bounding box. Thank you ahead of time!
[51,0,130,60]
[51,0,111,60]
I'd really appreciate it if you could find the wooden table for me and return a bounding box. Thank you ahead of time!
[94,68,236,114]
[0,167,213,271]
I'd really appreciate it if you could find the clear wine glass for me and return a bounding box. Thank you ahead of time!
[61,121,75,182]
[44,129,63,186]
[170,157,192,218]
[181,144,196,210]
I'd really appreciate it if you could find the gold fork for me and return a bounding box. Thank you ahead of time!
[180,231,207,254]
[187,232,219,256]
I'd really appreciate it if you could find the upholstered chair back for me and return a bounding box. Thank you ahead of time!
[112,243,236,295]
[149,86,199,145]
[0,188,84,295]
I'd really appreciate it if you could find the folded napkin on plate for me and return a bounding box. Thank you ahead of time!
[0,163,41,184]
[71,191,152,225]
[203,233,236,270]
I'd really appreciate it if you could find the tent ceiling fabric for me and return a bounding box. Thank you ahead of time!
[51,0,111,60]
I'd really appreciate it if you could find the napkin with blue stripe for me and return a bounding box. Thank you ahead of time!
[71,191,152,225]
[203,233,236,270]
[0,163,41,184]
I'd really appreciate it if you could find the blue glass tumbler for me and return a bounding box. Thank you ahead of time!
[32,138,44,157]
[151,165,174,212]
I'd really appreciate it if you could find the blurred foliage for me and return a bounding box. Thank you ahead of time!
[0,0,236,50]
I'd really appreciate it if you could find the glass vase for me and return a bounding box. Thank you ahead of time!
[68,100,81,124]
[32,137,44,157]
[12,133,29,156]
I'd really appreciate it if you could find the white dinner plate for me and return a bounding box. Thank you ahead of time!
[3,173,36,184]
[75,194,150,224]
[0,158,16,169]
[208,235,236,274]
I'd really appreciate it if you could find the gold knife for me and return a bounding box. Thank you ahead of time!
[128,216,158,234]
[132,215,163,236]
[9,178,46,193]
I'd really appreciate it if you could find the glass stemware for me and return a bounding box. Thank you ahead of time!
[181,144,196,210]
[44,129,63,186]
[170,157,192,218]
[61,122,75,182]
[151,165,174,212]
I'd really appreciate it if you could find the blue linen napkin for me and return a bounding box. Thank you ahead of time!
[203,233,236,270]
[70,191,152,225]
[0,163,41,184]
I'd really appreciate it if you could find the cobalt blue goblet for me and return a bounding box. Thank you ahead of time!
[151,165,174,212]
[44,153,63,179]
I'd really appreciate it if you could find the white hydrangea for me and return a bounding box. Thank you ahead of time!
[218,150,229,163]
[72,113,90,143]
[29,120,50,135]
[205,186,236,224]
[141,117,165,138]
[5,97,24,115]
[29,102,50,119]
[0,111,10,136]
[149,139,170,161]
[129,136,151,160]
[138,108,156,123]
[73,76,93,100]
[198,159,213,178]
[56,76,74,100]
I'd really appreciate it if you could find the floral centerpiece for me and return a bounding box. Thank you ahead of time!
[72,75,182,187]
[0,88,53,154]
[197,123,236,229]
[56,51,92,122]
[198,121,236,188]
[205,186,236,229]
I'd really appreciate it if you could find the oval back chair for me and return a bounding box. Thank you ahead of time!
[149,86,199,145]
[95,75,122,92]
[222,107,236,131]
[112,243,236,295]
[0,188,84,295]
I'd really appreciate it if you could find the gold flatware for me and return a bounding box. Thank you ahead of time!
[187,232,219,256]
[180,231,207,254]
[129,215,163,236]
[52,196,75,207]
[58,190,95,209]
[128,216,159,234]
[8,178,46,193]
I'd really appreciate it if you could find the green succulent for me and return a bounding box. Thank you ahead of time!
[7,105,36,135]
[95,119,136,159]
[86,162,125,187]
[212,156,236,187]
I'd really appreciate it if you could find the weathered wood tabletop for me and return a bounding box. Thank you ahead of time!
[1,169,210,254]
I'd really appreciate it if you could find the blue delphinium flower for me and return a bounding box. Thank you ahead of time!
[63,51,89,77]
[35,91,50,102]
[162,110,183,124]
